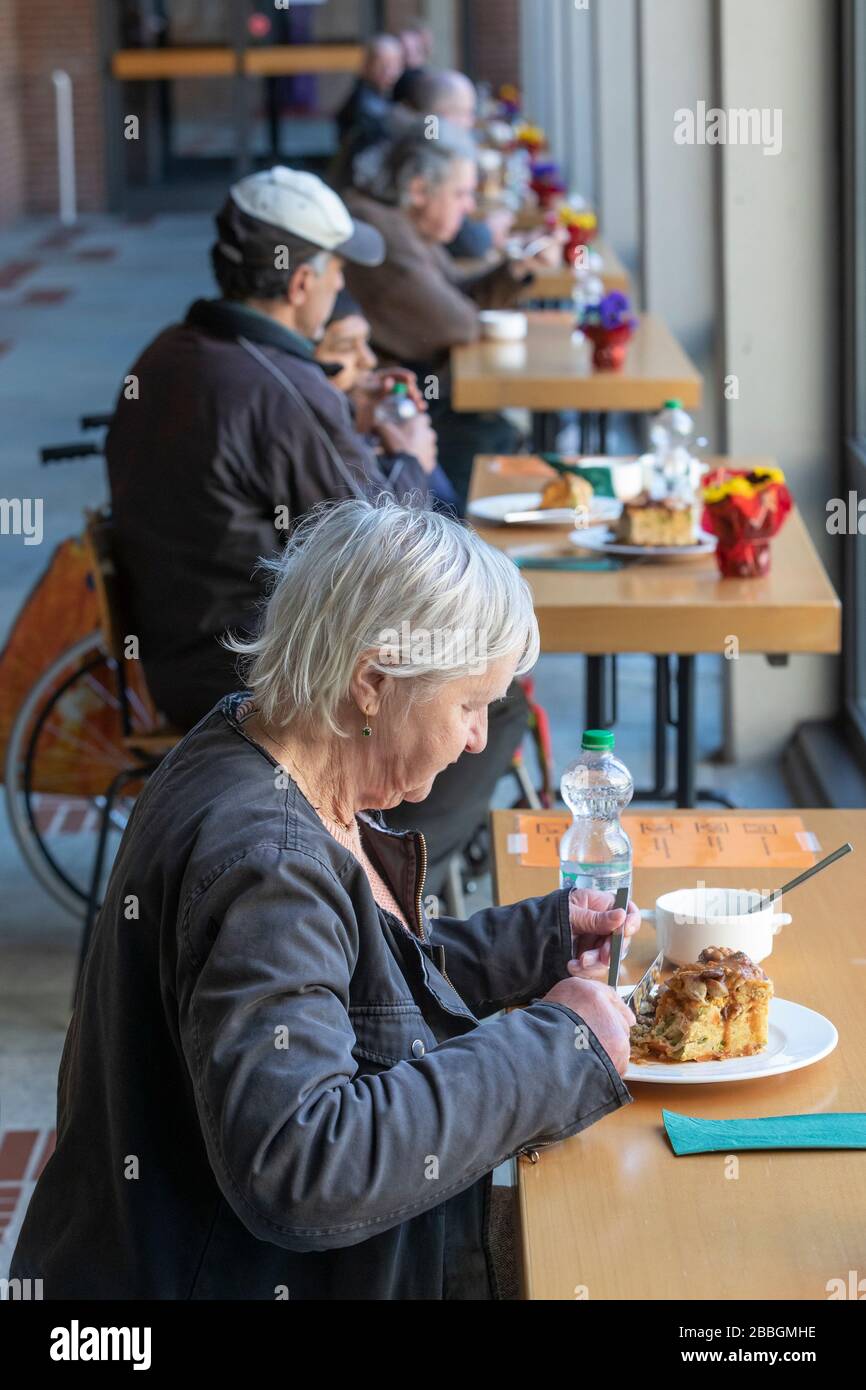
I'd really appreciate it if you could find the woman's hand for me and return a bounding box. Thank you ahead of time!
[567,888,641,980]
[353,368,428,436]
[541,976,634,1075]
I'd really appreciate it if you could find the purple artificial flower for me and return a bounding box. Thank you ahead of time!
[598,291,632,329]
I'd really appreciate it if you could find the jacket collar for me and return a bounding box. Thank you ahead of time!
[185,298,341,377]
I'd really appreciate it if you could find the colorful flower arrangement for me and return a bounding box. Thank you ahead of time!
[558,206,598,233]
[558,206,599,264]
[701,466,792,577]
[514,121,546,154]
[498,84,522,119]
[528,159,565,209]
[579,292,638,370]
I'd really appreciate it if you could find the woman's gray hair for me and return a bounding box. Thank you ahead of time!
[226,496,539,736]
[354,117,478,207]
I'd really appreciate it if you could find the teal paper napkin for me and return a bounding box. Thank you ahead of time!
[513,557,623,572]
[663,1109,866,1156]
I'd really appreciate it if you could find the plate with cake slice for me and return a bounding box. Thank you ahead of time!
[467,479,621,528]
[620,947,837,1084]
[570,491,717,559]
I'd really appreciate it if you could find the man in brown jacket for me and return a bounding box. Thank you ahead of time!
[344,122,543,504]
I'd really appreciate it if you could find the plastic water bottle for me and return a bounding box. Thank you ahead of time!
[559,730,633,897]
[648,398,696,501]
[374,382,418,426]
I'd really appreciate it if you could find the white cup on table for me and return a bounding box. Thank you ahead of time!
[641,886,792,965]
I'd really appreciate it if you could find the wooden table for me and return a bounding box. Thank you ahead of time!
[470,455,841,804]
[518,240,630,300]
[491,808,866,1301]
[457,240,628,299]
[452,311,701,453]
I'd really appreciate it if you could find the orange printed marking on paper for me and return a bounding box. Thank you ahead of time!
[511,813,817,870]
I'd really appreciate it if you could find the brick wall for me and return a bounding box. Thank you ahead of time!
[0,0,24,224]
[469,0,521,91]
[7,0,106,220]
[384,0,425,34]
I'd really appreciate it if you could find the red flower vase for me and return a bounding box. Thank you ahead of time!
[530,178,566,210]
[583,323,633,370]
[714,538,772,578]
[563,225,594,266]
[702,477,792,578]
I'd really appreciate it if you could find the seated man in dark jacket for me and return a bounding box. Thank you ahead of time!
[335,34,404,145]
[106,166,435,731]
[106,167,527,895]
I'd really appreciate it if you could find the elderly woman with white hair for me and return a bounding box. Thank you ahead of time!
[11,499,637,1303]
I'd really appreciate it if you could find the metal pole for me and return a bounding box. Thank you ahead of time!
[51,70,77,226]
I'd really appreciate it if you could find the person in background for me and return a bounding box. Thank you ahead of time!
[315,288,461,515]
[392,21,435,104]
[344,122,548,505]
[401,69,514,259]
[106,166,436,733]
[335,34,404,145]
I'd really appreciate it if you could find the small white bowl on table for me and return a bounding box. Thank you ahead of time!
[479,310,529,342]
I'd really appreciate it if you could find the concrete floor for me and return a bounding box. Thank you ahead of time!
[0,213,792,1273]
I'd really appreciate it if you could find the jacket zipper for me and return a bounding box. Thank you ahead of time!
[517,1138,559,1163]
[414,831,427,941]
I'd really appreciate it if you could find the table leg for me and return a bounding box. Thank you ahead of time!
[675,654,697,808]
[599,412,609,454]
[585,655,614,728]
[628,654,737,809]
[531,412,558,454]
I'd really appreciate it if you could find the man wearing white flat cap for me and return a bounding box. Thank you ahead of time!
[107,166,437,730]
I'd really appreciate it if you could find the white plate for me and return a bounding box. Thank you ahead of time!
[569,523,717,561]
[468,492,622,527]
[618,994,838,1085]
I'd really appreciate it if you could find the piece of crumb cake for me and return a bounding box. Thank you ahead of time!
[614,492,697,547]
[630,947,773,1063]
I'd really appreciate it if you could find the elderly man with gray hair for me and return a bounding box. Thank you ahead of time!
[12,497,637,1301]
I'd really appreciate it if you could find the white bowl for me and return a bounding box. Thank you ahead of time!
[643,886,792,965]
[479,310,528,342]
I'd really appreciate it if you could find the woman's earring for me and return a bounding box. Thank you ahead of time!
[362,711,372,738]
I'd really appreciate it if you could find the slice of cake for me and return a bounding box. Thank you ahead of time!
[615,491,697,547]
[630,947,773,1063]
[540,472,595,514]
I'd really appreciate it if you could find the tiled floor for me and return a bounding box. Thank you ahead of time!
[0,213,792,1275]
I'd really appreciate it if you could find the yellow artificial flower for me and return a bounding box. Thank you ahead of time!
[703,467,787,505]
[515,122,546,145]
[749,466,785,485]
[703,477,754,504]
[559,207,598,230]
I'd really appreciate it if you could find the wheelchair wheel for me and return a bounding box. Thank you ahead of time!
[4,633,151,918]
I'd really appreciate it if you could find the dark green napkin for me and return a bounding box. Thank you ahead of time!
[540,454,617,498]
[663,1109,866,1155]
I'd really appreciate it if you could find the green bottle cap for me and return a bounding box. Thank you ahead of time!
[392,382,409,395]
[581,729,614,751]
[663,398,682,409]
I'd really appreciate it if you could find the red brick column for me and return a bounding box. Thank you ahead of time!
[383,0,424,36]
[0,0,25,224]
[15,0,106,216]
[469,0,521,91]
